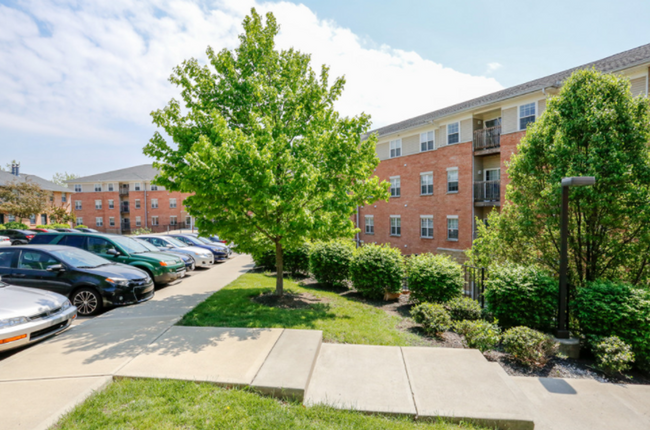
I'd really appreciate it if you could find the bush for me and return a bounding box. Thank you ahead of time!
[444,297,482,321]
[252,244,310,277]
[131,227,153,236]
[49,223,71,229]
[350,244,405,299]
[407,253,464,303]
[0,225,4,230]
[410,303,452,337]
[502,326,557,368]
[573,280,650,370]
[2,221,29,229]
[483,263,558,331]
[309,239,355,286]
[454,320,501,352]
[592,336,635,376]
[75,224,88,229]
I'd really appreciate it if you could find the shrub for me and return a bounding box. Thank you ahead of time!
[444,296,482,321]
[592,336,635,376]
[411,303,452,337]
[75,224,88,229]
[407,253,464,303]
[454,320,501,352]
[0,225,4,230]
[3,221,29,230]
[350,244,405,299]
[483,263,558,331]
[252,244,310,277]
[131,227,153,236]
[49,223,71,229]
[502,326,557,368]
[309,239,355,286]
[573,280,650,370]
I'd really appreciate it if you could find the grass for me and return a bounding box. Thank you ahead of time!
[179,272,424,346]
[54,379,487,430]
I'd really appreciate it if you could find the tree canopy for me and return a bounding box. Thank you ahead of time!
[51,172,79,187]
[0,180,47,223]
[144,9,388,294]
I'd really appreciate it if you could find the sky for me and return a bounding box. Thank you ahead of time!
[1,0,649,180]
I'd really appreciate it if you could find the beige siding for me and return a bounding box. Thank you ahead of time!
[376,142,389,160]
[483,155,501,170]
[435,128,444,149]
[502,107,517,134]
[631,77,647,97]
[460,119,472,143]
[402,134,419,155]
[82,184,93,192]
[538,99,546,117]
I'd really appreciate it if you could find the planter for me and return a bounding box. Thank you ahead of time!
[383,291,401,301]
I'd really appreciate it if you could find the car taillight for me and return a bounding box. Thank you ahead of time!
[26,235,34,240]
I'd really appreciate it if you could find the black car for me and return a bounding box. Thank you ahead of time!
[0,245,154,316]
[3,229,36,245]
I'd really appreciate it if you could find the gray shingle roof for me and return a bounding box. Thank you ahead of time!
[0,171,72,193]
[369,43,650,138]
[67,164,158,183]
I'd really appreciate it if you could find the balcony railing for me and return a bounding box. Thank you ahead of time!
[474,180,501,203]
[473,125,501,151]
[120,205,130,213]
[119,188,129,196]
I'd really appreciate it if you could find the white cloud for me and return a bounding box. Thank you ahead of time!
[0,0,503,157]
[486,62,503,74]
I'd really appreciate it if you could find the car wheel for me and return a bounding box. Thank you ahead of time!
[11,240,21,246]
[71,288,103,316]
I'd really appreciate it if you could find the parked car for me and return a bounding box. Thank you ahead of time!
[75,227,99,233]
[29,228,58,233]
[188,233,228,245]
[3,229,35,245]
[0,236,10,247]
[167,234,230,262]
[0,246,154,316]
[133,238,195,273]
[55,228,76,232]
[137,235,214,268]
[28,233,186,286]
[0,277,77,352]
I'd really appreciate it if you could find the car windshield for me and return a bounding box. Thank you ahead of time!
[50,248,112,268]
[165,237,188,248]
[134,239,160,252]
[110,236,150,254]
[197,237,213,245]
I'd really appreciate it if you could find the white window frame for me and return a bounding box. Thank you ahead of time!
[108,199,114,210]
[75,200,82,210]
[94,183,102,192]
[150,184,158,191]
[134,182,141,191]
[61,193,67,203]
[420,131,435,152]
[76,217,83,225]
[151,216,159,226]
[518,102,537,131]
[170,216,177,226]
[420,215,434,239]
[109,217,115,227]
[390,176,401,198]
[185,216,192,226]
[136,216,142,227]
[107,183,114,192]
[135,199,141,209]
[29,214,36,224]
[420,172,433,195]
[447,216,459,241]
[447,168,459,193]
[96,217,103,227]
[169,198,177,208]
[364,215,374,234]
[74,184,82,192]
[447,122,460,145]
[390,215,401,236]
[151,199,158,209]
[7,215,15,222]
[95,200,102,210]
[389,139,402,158]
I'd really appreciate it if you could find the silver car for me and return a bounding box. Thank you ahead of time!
[0,278,77,352]
[137,235,214,268]
[0,236,10,247]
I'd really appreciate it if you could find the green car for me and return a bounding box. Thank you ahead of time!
[29,233,186,286]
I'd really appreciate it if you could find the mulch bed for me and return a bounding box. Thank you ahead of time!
[251,291,328,309]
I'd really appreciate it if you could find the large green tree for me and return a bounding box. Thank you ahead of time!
[144,9,388,295]
[0,180,47,223]
[469,69,650,286]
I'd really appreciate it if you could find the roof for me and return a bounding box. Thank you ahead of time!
[0,171,72,193]
[67,164,158,184]
[369,42,650,138]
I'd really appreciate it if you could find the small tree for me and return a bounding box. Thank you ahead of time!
[47,201,74,225]
[144,10,388,295]
[0,180,47,224]
[51,172,79,187]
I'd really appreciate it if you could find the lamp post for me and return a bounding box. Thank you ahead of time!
[556,176,596,339]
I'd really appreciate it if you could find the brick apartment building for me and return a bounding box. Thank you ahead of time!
[66,164,193,234]
[358,43,650,261]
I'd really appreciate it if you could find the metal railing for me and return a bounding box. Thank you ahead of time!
[119,188,129,196]
[474,180,501,202]
[464,265,486,307]
[473,125,501,151]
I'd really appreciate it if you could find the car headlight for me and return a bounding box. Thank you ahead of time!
[61,300,72,310]
[106,277,129,286]
[0,317,29,329]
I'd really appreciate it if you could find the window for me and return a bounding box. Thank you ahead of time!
[421,216,434,238]
[170,216,177,226]
[95,200,102,209]
[365,216,374,234]
[420,172,433,195]
[185,216,192,226]
[18,250,58,270]
[96,217,103,227]
[152,216,159,226]
[151,199,158,209]
[447,217,459,241]
[420,131,434,151]
[135,199,141,209]
[60,235,86,248]
[390,216,401,236]
[109,217,115,227]
[86,237,115,254]
[108,183,114,192]
[390,176,401,197]
[150,184,158,191]
[7,215,15,222]
[76,217,83,225]
[134,182,141,191]
[519,102,536,130]
[61,193,67,203]
[136,216,141,227]
[108,199,114,209]
[75,200,82,210]
[40,214,47,225]
[447,168,459,193]
[29,214,36,224]
[389,139,402,158]
[49,193,54,202]
[169,198,177,208]
[94,184,102,192]
[74,184,82,192]
[447,122,460,145]
[0,249,17,268]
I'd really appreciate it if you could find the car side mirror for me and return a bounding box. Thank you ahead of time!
[106,249,120,256]
[47,264,65,272]
[165,244,173,248]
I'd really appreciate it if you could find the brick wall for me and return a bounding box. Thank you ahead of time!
[499,131,525,206]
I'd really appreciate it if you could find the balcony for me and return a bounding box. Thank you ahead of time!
[119,188,129,196]
[474,180,500,206]
[473,125,501,154]
[120,204,130,214]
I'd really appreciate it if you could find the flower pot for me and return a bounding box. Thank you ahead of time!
[383,291,401,301]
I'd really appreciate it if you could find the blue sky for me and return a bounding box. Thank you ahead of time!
[1,0,649,180]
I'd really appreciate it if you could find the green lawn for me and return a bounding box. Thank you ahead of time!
[54,379,486,430]
[179,272,424,346]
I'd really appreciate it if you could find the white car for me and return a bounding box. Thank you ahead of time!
[137,235,214,268]
[0,236,10,247]
[0,278,77,352]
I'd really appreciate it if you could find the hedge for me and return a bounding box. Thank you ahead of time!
[407,253,464,303]
[309,239,355,286]
[350,244,404,299]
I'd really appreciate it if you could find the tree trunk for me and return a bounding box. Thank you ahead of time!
[275,240,284,296]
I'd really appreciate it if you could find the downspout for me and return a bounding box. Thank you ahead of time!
[144,182,148,228]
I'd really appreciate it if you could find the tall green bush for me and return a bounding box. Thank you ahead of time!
[309,239,355,286]
[483,263,558,331]
[573,280,650,370]
[407,253,464,303]
[350,244,404,299]
[3,221,29,229]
